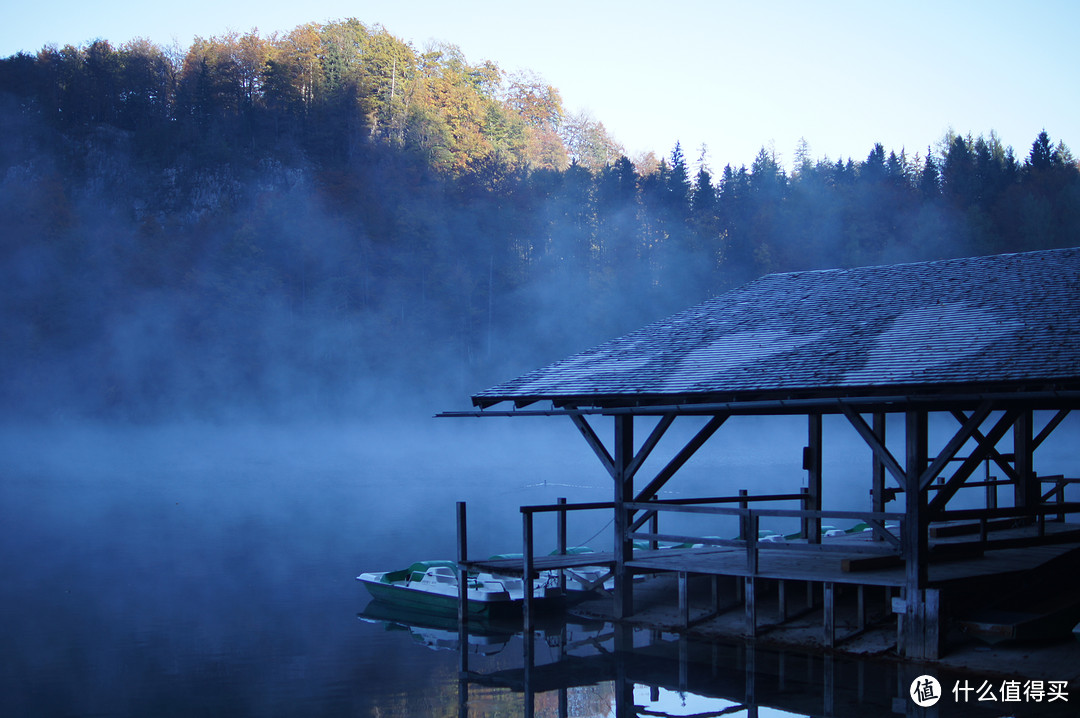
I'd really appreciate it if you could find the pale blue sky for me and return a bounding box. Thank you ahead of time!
[4,0,1078,171]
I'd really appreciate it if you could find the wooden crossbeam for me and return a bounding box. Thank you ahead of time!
[1034,408,1070,450]
[626,413,676,480]
[929,409,1021,514]
[950,409,1021,484]
[629,508,656,533]
[865,518,901,548]
[840,405,906,489]
[569,413,614,479]
[918,400,993,491]
[634,414,728,503]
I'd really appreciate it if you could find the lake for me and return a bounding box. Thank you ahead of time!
[1,419,1074,716]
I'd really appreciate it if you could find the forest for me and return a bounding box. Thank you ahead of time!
[1,19,1079,420]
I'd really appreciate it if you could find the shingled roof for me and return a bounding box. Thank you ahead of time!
[472,247,1080,411]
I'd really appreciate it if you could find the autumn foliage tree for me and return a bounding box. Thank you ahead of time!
[1,19,1079,418]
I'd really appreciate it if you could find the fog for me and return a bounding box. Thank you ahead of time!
[3,94,1078,714]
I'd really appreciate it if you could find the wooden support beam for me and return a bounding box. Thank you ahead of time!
[679,572,690,628]
[824,582,835,648]
[613,415,635,619]
[523,510,534,629]
[903,410,928,658]
[872,413,886,518]
[634,414,728,503]
[626,413,676,481]
[746,513,759,573]
[745,577,757,638]
[919,400,993,491]
[569,414,615,479]
[1033,409,1070,450]
[457,501,469,673]
[929,410,1022,514]
[952,409,1022,484]
[1015,410,1036,511]
[925,588,942,660]
[806,414,823,543]
[841,405,907,489]
[556,497,567,593]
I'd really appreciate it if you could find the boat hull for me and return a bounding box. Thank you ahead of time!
[358,573,498,617]
[357,563,561,619]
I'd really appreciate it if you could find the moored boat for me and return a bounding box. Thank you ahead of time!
[357,560,562,618]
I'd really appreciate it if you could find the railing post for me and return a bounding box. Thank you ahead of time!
[746,512,759,574]
[824,582,835,647]
[739,489,749,540]
[456,501,469,677]
[800,487,810,540]
[457,501,468,628]
[556,497,567,554]
[556,497,567,592]
[807,413,823,544]
[523,509,534,630]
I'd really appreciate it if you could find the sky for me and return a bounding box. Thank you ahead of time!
[4,0,1079,172]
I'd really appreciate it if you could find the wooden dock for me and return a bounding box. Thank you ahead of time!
[458,496,1080,658]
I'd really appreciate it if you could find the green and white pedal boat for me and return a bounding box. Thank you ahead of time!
[357,560,561,618]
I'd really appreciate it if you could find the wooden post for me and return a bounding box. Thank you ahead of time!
[778,579,788,623]
[1015,410,1036,516]
[903,410,929,658]
[456,501,468,673]
[745,577,757,637]
[800,487,810,540]
[925,587,942,660]
[457,502,469,622]
[613,415,635,619]
[807,414,823,543]
[679,572,690,628]
[746,512,759,574]
[824,582,835,647]
[556,497,567,554]
[523,509,534,630]
[556,497,567,593]
[739,488,749,539]
[746,512,758,636]
[872,413,886,537]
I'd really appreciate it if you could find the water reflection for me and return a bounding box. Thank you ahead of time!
[361,598,1074,718]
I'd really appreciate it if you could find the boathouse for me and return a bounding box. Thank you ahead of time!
[445,247,1080,660]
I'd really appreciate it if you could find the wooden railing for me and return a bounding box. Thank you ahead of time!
[467,480,1080,627]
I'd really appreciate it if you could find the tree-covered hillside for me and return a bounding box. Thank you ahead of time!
[1,19,1078,419]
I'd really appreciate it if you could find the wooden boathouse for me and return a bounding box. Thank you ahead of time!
[443,247,1080,660]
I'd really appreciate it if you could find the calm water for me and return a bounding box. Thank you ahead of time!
[1,419,1074,716]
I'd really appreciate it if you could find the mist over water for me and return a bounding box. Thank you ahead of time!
[3,401,1077,715]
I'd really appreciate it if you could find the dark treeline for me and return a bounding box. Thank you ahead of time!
[1,20,1079,419]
